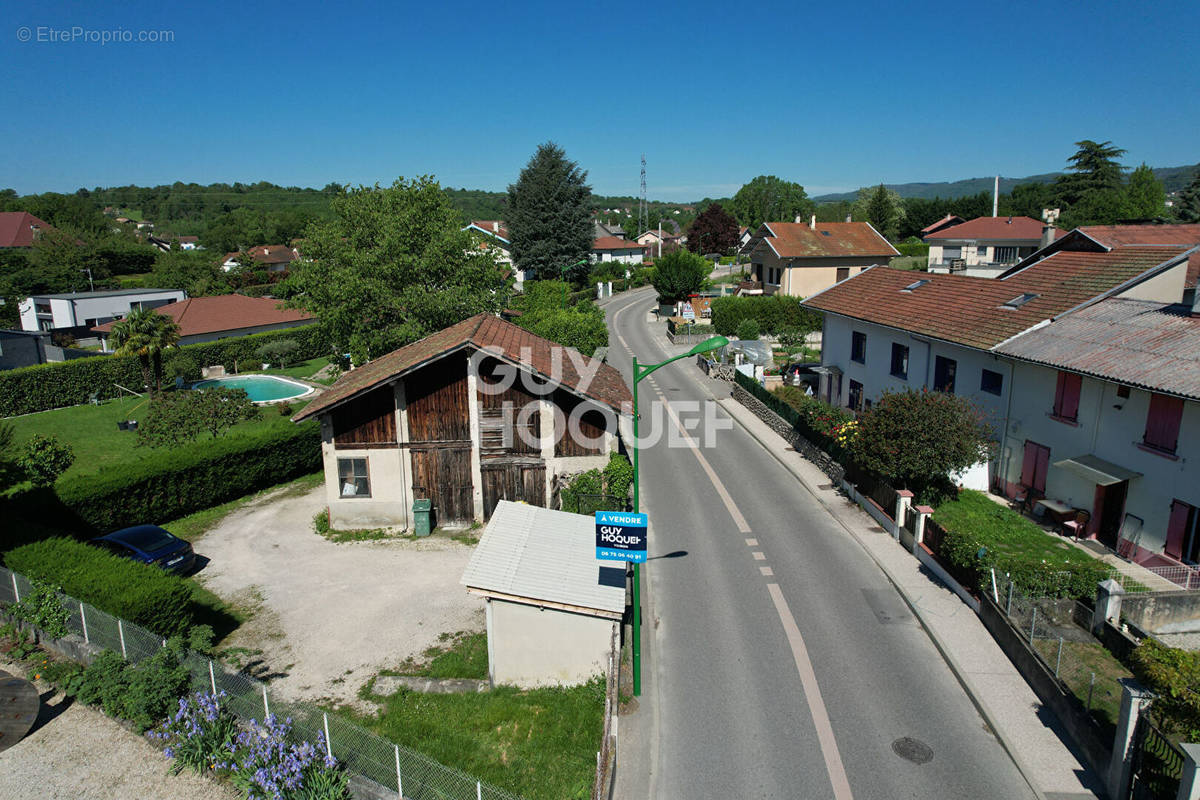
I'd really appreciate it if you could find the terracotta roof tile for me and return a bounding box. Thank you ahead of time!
[293,314,632,422]
[0,212,57,248]
[1076,224,1200,248]
[467,221,510,241]
[802,246,1192,350]
[593,236,644,251]
[92,295,313,338]
[924,216,1060,242]
[758,221,898,259]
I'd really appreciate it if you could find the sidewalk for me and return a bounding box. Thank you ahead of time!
[716,393,1107,800]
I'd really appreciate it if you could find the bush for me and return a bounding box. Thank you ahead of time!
[0,324,326,416]
[4,537,193,635]
[256,338,300,367]
[18,434,74,486]
[895,241,930,258]
[650,250,709,303]
[3,421,321,538]
[135,387,257,447]
[735,319,760,341]
[1131,640,1200,739]
[602,454,633,502]
[710,295,821,338]
[7,578,70,638]
[75,641,191,732]
[164,354,200,384]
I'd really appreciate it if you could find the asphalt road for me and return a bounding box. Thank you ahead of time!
[606,288,1034,800]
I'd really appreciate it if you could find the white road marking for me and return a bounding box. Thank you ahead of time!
[745,538,758,546]
[760,566,774,576]
[752,551,766,561]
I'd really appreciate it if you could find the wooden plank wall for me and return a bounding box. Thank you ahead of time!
[476,357,542,457]
[406,355,470,443]
[554,389,609,457]
[331,386,397,448]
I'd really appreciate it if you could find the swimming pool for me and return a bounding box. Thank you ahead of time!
[193,374,314,404]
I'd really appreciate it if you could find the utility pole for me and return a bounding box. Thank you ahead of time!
[639,154,648,236]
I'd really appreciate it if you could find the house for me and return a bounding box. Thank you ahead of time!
[91,294,314,348]
[292,313,632,531]
[803,223,1200,563]
[0,212,57,248]
[591,236,645,265]
[18,288,186,333]
[461,500,624,687]
[593,220,626,240]
[220,245,299,273]
[135,220,154,231]
[925,216,1063,276]
[463,221,512,264]
[738,226,752,253]
[745,217,898,298]
[920,214,964,238]
[178,235,200,250]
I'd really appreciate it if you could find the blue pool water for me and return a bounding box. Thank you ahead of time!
[193,375,313,403]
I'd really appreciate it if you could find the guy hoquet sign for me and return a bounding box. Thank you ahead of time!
[595,511,648,563]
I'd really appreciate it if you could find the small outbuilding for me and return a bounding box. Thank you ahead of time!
[461,500,625,688]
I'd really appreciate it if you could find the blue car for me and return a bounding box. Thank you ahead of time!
[92,525,197,575]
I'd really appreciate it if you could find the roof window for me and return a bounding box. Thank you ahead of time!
[821,230,832,236]
[1002,293,1039,309]
[901,279,930,293]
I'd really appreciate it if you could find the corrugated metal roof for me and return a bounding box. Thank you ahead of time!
[461,501,626,615]
[996,298,1200,399]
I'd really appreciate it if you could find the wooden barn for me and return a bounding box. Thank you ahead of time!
[292,314,632,531]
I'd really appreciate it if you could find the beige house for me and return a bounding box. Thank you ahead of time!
[461,500,624,687]
[745,217,897,298]
[293,314,632,530]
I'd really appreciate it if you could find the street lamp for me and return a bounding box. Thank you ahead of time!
[629,334,728,696]
[559,259,588,308]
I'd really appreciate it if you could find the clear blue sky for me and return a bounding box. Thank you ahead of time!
[3,0,1198,201]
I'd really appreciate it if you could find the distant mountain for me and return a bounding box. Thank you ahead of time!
[812,164,1199,203]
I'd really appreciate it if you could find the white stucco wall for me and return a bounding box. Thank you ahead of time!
[321,415,411,530]
[487,598,616,688]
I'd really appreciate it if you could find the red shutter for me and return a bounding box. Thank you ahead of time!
[1053,371,1081,420]
[1145,393,1184,453]
[1035,445,1050,493]
[1053,372,1067,416]
[1165,500,1192,560]
[1021,441,1038,489]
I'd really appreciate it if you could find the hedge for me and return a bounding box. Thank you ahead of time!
[895,242,930,258]
[4,537,193,636]
[4,421,322,535]
[0,324,328,417]
[710,295,821,338]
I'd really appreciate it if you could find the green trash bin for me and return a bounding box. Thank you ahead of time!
[412,499,432,538]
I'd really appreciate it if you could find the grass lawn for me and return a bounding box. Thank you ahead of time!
[250,356,331,383]
[890,255,928,271]
[7,394,309,482]
[352,680,603,800]
[935,490,1089,567]
[1032,638,1131,740]
[387,631,489,680]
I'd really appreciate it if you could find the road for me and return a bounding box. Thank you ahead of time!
[605,287,1035,800]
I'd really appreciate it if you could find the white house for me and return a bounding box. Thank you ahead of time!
[220,245,298,273]
[460,500,624,688]
[925,216,1063,277]
[591,236,645,265]
[91,294,314,348]
[745,217,898,299]
[18,288,186,333]
[803,223,1200,565]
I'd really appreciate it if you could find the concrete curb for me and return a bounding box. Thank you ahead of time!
[718,398,1050,800]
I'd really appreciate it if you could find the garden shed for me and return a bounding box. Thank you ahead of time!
[461,501,625,688]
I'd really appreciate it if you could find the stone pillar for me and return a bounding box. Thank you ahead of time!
[912,505,934,555]
[1093,578,1126,635]
[1178,743,1200,800]
[597,282,603,300]
[1108,678,1154,800]
[606,281,613,297]
[893,490,914,542]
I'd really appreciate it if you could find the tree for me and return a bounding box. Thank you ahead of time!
[507,143,594,284]
[137,387,257,447]
[853,185,905,240]
[686,203,740,255]
[1125,163,1166,220]
[730,176,814,229]
[18,434,75,486]
[847,389,993,503]
[735,319,760,340]
[0,422,22,490]
[193,387,257,438]
[650,250,709,304]
[283,176,509,365]
[256,339,300,367]
[109,307,182,395]
[1178,170,1200,223]
[516,306,609,356]
[1056,139,1127,206]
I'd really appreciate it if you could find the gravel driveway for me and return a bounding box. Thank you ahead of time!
[194,485,484,704]
[0,660,236,800]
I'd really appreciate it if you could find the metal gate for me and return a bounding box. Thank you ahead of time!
[1128,713,1185,799]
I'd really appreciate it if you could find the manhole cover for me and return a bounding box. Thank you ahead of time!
[892,737,933,764]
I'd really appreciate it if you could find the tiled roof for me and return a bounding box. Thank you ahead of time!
[924,216,1059,242]
[996,298,1200,400]
[802,246,1193,350]
[921,214,963,235]
[222,245,296,265]
[593,236,644,251]
[758,222,898,259]
[0,212,56,248]
[92,295,313,337]
[293,313,632,422]
[1076,224,1200,248]
[177,235,199,243]
[467,221,510,242]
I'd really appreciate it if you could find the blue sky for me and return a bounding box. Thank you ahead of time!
[3,0,1198,201]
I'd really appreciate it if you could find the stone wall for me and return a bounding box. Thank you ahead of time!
[732,384,844,484]
[1121,590,1200,634]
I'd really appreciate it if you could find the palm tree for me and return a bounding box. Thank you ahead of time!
[109,307,182,396]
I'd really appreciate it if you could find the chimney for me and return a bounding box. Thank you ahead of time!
[1040,208,1060,250]
[845,214,852,223]
[493,221,499,232]
[794,214,803,224]
[992,176,999,217]
[810,215,817,230]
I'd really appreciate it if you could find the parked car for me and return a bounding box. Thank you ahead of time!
[91,525,197,574]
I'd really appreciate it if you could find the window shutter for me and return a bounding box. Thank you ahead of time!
[1145,393,1184,452]
[1053,371,1081,420]
[1020,442,1038,489]
[1165,500,1192,560]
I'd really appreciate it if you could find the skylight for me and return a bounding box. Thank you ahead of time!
[820,230,832,236]
[1002,293,1039,309]
[901,279,930,293]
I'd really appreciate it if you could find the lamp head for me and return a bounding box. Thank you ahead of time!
[688,335,729,356]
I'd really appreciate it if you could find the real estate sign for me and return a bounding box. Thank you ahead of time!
[595,511,648,563]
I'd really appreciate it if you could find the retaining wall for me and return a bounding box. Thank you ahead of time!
[731,384,844,484]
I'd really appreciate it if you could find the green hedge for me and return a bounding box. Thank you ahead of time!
[4,422,321,535]
[710,295,821,338]
[4,537,193,636]
[0,324,328,417]
[895,242,929,257]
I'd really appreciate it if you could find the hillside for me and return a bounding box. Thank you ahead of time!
[812,163,1199,203]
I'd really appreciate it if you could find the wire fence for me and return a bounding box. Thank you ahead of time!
[0,565,525,800]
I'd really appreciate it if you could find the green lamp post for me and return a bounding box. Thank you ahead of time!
[629,333,728,696]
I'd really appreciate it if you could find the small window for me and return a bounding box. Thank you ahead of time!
[995,246,1018,263]
[1116,385,1131,399]
[337,458,370,497]
[981,369,1004,396]
[851,331,866,363]
[821,230,832,237]
[934,356,957,393]
[836,267,850,282]
[848,380,864,411]
[890,343,909,380]
[1002,293,1039,309]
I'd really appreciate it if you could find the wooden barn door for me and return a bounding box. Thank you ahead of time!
[481,463,546,520]
[410,447,474,526]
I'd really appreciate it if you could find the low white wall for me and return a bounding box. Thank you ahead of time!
[489,599,615,688]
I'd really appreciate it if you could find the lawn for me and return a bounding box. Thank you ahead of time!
[935,490,1081,565]
[1032,638,1131,740]
[252,356,331,383]
[387,630,489,680]
[7,393,309,482]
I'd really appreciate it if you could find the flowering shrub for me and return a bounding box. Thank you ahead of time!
[151,692,349,800]
[832,420,858,448]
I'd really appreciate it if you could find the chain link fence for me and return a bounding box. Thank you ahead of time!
[0,565,525,800]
